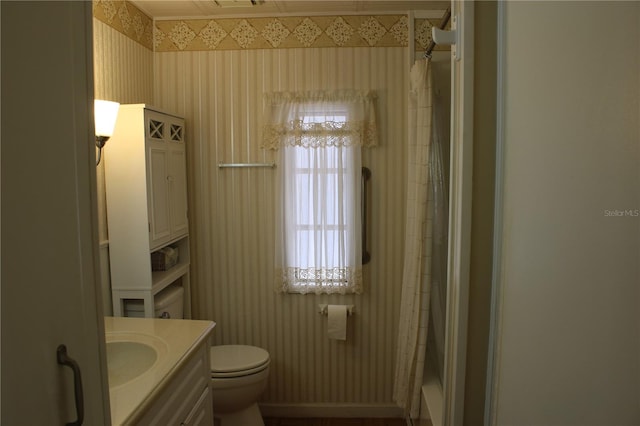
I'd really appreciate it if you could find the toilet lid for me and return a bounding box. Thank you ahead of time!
[210,345,270,374]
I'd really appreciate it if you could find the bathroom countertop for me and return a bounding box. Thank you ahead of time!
[104,316,215,425]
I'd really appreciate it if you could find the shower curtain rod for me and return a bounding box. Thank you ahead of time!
[424,7,452,58]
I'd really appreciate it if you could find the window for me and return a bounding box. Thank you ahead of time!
[261,90,378,294]
[283,111,358,292]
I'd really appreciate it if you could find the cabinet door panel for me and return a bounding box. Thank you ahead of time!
[169,145,189,238]
[148,144,171,249]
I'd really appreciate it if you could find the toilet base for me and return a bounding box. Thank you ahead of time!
[214,402,264,426]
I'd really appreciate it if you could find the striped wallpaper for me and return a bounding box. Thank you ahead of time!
[93,17,154,314]
[153,47,409,410]
[93,18,154,106]
[91,3,433,412]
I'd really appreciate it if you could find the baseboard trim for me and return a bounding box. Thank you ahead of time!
[259,403,404,418]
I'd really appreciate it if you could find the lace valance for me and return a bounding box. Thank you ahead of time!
[260,90,379,150]
[275,266,364,295]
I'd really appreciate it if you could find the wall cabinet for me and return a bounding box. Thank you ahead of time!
[105,104,191,318]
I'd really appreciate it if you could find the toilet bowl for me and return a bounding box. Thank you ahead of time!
[210,345,270,426]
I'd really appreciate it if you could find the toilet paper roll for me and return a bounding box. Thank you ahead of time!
[327,305,348,340]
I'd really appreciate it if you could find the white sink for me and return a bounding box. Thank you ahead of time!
[105,332,169,388]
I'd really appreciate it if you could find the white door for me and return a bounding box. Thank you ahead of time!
[442,1,474,425]
[1,2,110,424]
[486,2,640,425]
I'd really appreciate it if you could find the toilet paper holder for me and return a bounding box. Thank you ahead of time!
[318,304,355,316]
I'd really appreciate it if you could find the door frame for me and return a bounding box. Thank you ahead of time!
[443,1,474,425]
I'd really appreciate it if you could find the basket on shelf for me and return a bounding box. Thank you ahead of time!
[151,246,179,271]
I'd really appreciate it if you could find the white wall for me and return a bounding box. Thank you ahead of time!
[490,2,640,424]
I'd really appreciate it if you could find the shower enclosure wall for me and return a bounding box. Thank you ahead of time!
[421,53,451,425]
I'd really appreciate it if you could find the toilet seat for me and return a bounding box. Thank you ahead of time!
[210,345,270,378]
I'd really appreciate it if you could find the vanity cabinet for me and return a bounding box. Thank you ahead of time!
[105,104,191,318]
[105,317,215,425]
[136,339,213,426]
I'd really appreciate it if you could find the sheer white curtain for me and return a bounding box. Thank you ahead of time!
[393,58,434,418]
[261,90,378,294]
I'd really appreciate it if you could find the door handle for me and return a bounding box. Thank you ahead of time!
[57,344,84,426]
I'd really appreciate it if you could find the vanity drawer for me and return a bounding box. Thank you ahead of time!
[181,386,213,426]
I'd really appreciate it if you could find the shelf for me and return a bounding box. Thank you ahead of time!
[151,261,189,294]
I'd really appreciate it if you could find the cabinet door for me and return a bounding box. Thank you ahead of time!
[168,118,189,238]
[148,141,172,249]
[168,142,189,238]
[147,113,188,249]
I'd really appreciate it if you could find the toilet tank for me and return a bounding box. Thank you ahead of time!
[124,285,184,319]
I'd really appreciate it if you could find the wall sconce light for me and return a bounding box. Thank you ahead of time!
[94,99,120,165]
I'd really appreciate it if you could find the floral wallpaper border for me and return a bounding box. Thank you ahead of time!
[93,0,445,53]
[155,15,409,51]
[93,0,154,50]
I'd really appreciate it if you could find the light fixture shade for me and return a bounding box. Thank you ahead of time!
[94,99,120,138]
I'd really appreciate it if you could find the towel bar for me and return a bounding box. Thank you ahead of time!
[218,163,276,169]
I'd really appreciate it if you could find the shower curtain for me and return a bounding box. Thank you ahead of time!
[393,57,448,419]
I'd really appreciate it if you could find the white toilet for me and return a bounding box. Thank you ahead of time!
[209,344,270,426]
[130,287,270,425]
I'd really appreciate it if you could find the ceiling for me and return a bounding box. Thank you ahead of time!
[130,0,449,19]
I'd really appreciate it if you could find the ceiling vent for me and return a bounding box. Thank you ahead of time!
[215,0,259,7]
